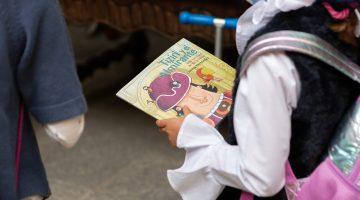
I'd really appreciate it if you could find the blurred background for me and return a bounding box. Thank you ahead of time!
[33,1,247,199]
[34,27,184,200]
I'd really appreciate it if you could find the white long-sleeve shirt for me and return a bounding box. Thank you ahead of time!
[167,52,301,199]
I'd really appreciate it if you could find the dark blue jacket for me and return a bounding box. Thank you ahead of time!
[0,0,87,199]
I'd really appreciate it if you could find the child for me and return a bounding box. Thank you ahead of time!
[156,0,360,199]
[0,0,87,199]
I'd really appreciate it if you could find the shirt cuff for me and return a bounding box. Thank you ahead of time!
[167,114,227,199]
[167,145,225,200]
[44,115,85,148]
[177,114,226,149]
[29,95,87,124]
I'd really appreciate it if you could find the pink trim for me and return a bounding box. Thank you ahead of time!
[327,158,360,193]
[239,192,253,200]
[349,158,360,183]
[286,161,298,184]
[15,103,24,191]
[323,2,350,21]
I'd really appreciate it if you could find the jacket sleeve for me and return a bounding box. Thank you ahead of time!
[16,0,87,124]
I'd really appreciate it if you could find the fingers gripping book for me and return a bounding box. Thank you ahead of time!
[116,39,236,126]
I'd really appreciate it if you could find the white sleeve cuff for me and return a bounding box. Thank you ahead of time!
[177,114,226,149]
[167,114,228,199]
[44,114,85,148]
[167,145,225,200]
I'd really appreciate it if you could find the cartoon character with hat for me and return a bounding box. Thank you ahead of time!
[144,72,232,126]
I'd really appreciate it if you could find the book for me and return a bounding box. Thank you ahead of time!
[116,38,235,126]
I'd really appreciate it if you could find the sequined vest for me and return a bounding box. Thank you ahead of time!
[218,3,360,200]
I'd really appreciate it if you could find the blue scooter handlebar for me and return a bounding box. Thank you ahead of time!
[179,11,238,30]
[223,18,238,30]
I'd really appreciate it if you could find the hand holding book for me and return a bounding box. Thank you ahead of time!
[156,106,214,147]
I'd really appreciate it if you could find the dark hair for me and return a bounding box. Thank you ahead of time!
[190,83,218,93]
[328,11,358,46]
[323,1,359,46]
[172,83,219,116]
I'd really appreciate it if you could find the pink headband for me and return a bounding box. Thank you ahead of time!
[323,2,350,20]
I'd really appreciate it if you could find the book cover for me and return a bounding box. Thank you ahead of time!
[117,38,235,126]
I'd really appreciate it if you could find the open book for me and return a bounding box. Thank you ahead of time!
[117,39,235,126]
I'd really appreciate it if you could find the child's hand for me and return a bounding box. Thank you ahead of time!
[156,118,184,146]
[156,106,191,147]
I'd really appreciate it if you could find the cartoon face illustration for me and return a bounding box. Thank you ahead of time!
[177,84,221,116]
[145,72,232,125]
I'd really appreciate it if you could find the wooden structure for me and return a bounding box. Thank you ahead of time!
[59,0,248,80]
[59,0,248,46]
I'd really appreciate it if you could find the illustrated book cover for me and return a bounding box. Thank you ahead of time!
[116,38,236,126]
